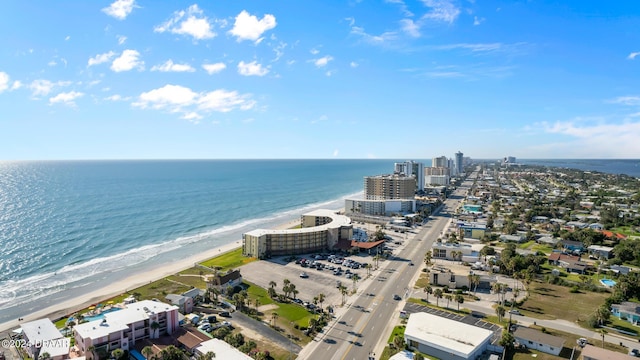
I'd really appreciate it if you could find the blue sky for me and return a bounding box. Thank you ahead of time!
[1,0,639,160]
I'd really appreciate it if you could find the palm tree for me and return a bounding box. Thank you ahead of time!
[599,328,608,348]
[433,289,443,307]
[150,321,160,338]
[196,351,216,360]
[269,280,277,291]
[210,288,220,305]
[142,346,154,360]
[317,293,325,312]
[39,352,51,360]
[352,274,360,292]
[339,285,348,306]
[445,294,452,308]
[271,312,278,327]
[456,294,464,311]
[393,335,405,350]
[365,263,372,277]
[111,349,124,360]
[595,306,610,326]
[471,274,480,293]
[283,279,291,298]
[423,285,432,303]
[496,305,506,322]
[254,298,260,311]
[267,287,277,298]
[424,251,433,267]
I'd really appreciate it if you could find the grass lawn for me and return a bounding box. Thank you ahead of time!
[387,325,406,342]
[611,226,640,237]
[128,278,191,300]
[414,272,430,289]
[245,281,275,306]
[520,281,610,322]
[606,316,640,339]
[166,273,207,289]
[531,243,555,254]
[200,248,257,272]
[517,240,536,249]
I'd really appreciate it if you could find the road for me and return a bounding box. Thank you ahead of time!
[299,178,472,360]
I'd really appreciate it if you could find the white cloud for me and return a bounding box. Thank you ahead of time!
[49,91,84,106]
[350,61,359,68]
[628,52,640,60]
[11,80,22,90]
[65,35,70,41]
[310,48,320,55]
[198,89,256,112]
[182,112,203,122]
[88,51,116,67]
[473,16,485,25]
[433,43,503,52]
[110,49,144,72]
[29,79,71,96]
[421,0,460,24]
[350,26,398,45]
[202,62,226,74]
[102,0,136,20]
[540,120,640,158]
[333,149,339,157]
[608,96,640,106]
[133,84,255,118]
[154,4,215,40]
[400,19,420,37]
[237,61,269,76]
[313,56,333,68]
[229,10,277,42]
[105,94,130,101]
[0,72,9,92]
[117,35,127,45]
[151,60,195,72]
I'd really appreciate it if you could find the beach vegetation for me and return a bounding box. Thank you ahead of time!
[200,248,256,272]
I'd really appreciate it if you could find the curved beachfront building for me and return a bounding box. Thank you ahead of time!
[242,209,353,259]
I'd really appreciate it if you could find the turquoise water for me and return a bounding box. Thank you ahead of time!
[600,279,616,287]
[463,205,482,212]
[83,307,122,322]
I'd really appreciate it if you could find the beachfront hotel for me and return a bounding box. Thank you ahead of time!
[242,209,353,259]
[364,174,416,200]
[73,300,179,360]
[20,318,70,360]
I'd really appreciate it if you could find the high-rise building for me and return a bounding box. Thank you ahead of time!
[455,151,464,175]
[432,156,448,168]
[394,160,425,191]
[364,174,416,200]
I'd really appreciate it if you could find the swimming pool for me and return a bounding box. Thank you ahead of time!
[600,279,616,288]
[83,307,122,322]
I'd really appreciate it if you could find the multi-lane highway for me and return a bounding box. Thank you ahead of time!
[300,176,474,360]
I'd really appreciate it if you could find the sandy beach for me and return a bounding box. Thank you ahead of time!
[0,218,301,334]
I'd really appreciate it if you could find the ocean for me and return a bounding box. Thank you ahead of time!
[0,159,397,323]
[1,158,638,324]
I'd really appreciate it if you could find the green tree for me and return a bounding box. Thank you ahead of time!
[423,285,432,303]
[599,328,608,348]
[456,294,464,311]
[352,274,361,292]
[317,293,326,312]
[196,351,216,360]
[424,251,432,267]
[496,305,506,322]
[271,312,278,327]
[142,346,154,360]
[158,345,185,360]
[433,289,443,307]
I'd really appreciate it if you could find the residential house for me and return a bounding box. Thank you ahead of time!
[431,242,480,263]
[194,339,253,360]
[165,294,193,314]
[513,327,565,356]
[500,234,526,244]
[561,240,585,253]
[581,344,637,360]
[174,328,212,354]
[587,245,614,260]
[205,269,243,294]
[609,265,631,275]
[458,222,487,240]
[20,318,70,360]
[611,302,640,325]
[547,253,588,274]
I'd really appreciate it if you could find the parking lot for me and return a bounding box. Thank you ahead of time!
[240,253,379,310]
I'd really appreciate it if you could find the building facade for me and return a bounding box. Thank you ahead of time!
[455,151,464,175]
[344,198,416,216]
[364,174,416,200]
[394,161,425,191]
[74,300,180,360]
[432,156,448,168]
[242,209,353,259]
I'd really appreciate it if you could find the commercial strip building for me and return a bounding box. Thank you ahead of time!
[581,345,637,360]
[404,312,494,360]
[242,209,353,259]
[73,300,180,360]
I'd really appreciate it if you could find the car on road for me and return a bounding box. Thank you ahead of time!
[393,294,401,300]
[409,262,414,266]
[509,309,521,315]
[300,272,309,278]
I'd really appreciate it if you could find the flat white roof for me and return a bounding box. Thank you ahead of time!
[404,312,493,358]
[21,318,63,342]
[245,209,351,237]
[74,319,128,340]
[195,339,252,360]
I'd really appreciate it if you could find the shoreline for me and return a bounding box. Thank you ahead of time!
[0,218,301,334]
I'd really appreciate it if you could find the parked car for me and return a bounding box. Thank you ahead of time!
[300,272,309,278]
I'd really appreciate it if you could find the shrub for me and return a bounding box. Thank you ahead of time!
[570,286,580,293]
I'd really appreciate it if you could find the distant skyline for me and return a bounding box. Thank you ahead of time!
[1,1,639,160]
